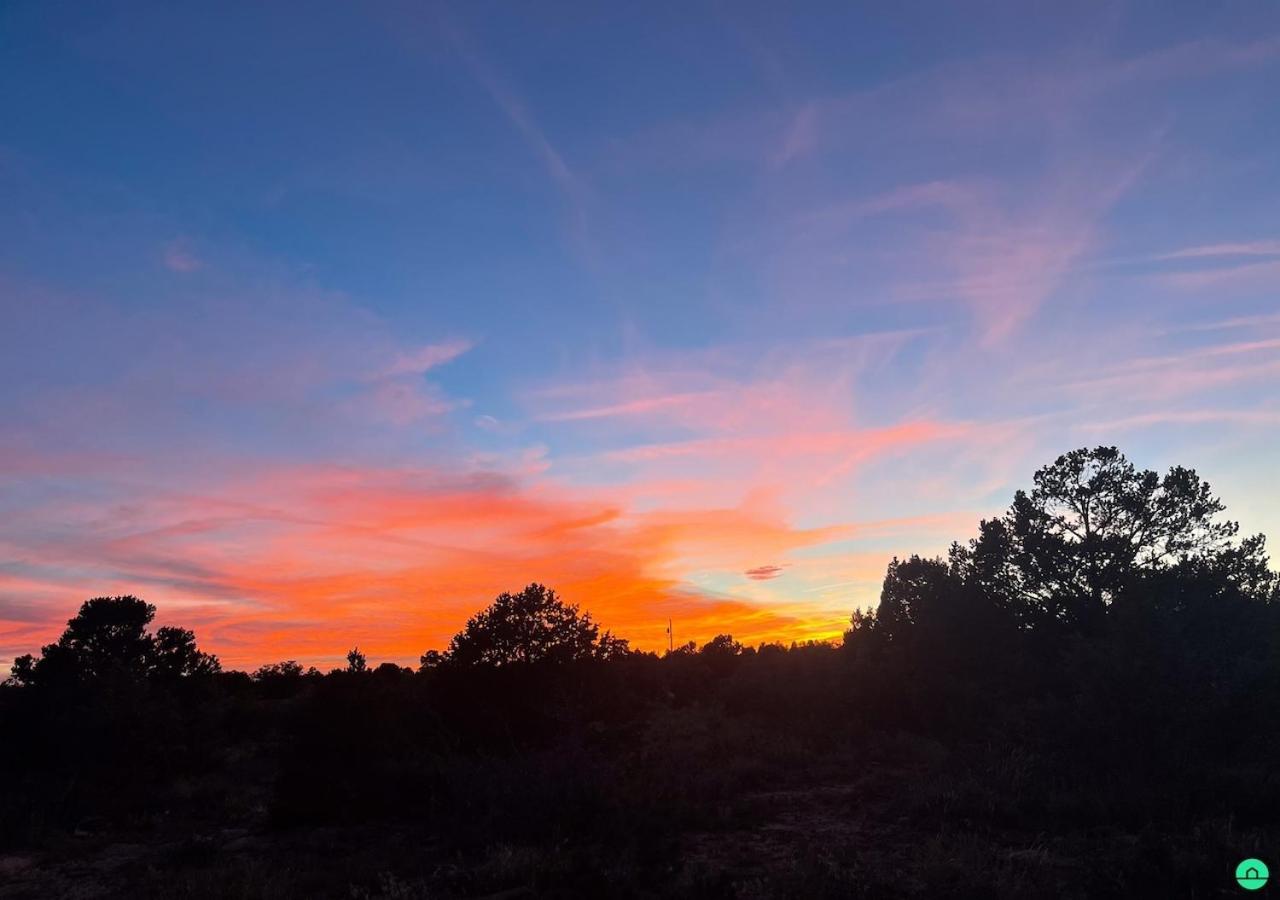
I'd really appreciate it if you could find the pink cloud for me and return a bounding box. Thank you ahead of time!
[608,30,1267,344]
[872,149,1154,344]
[162,239,203,273]
[1060,333,1280,404]
[536,391,717,423]
[1152,240,1280,261]
[355,379,459,426]
[377,338,473,378]
[598,421,961,467]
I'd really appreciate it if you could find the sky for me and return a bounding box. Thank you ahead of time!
[2,1,1279,670]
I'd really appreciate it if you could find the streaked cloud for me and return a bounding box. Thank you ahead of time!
[1081,409,1280,432]
[377,339,474,379]
[1151,240,1280,261]
[1154,258,1280,292]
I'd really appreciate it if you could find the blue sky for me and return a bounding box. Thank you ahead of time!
[2,1,1279,667]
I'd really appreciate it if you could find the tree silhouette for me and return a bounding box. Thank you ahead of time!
[346,647,368,673]
[873,556,957,640]
[444,583,630,666]
[666,639,697,657]
[58,595,155,679]
[699,634,744,657]
[841,607,881,657]
[950,446,1268,631]
[253,660,304,681]
[152,626,222,680]
[9,595,218,688]
[7,653,38,687]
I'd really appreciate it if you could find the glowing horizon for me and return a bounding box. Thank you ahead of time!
[3,3,1279,670]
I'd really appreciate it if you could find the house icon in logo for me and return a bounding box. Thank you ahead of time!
[1236,858,1269,891]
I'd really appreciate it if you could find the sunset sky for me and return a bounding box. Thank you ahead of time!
[3,2,1279,670]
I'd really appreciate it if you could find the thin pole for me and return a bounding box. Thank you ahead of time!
[668,618,673,653]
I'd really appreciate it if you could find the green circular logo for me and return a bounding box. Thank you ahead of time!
[1237,858,1269,891]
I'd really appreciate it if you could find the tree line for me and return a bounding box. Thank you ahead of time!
[10,446,1276,689]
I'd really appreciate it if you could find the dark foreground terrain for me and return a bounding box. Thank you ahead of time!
[2,647,1277,899]
[3,448,1278,898]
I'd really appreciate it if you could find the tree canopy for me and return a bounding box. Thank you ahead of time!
[854,446,1277,647]
[443,582,630,666]
[9,595,219,689]
[346,647,368,673]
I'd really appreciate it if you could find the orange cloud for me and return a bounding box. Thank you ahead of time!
[1,457,871,670]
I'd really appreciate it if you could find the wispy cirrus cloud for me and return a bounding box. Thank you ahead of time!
[2,275,476,445]
[534,391,717,423]
[1149,240,1280,261]
[377,338,474,379]
[1165,312,1280,333]
[601,29,1280,343]
[1063,333,1280,401]
[354,339,475,426]
[1081,409,1280,432]
[434,10,589,244]
[350,379,461,427]
[1154,259,1280,292]
[597,421,962,470]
